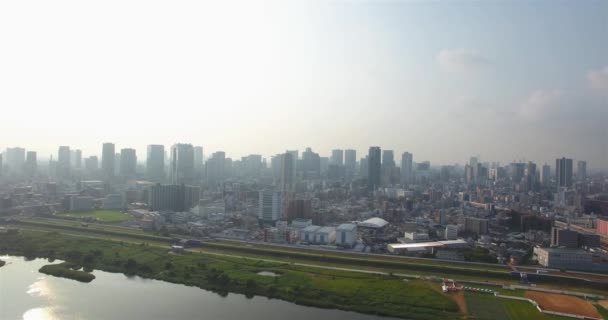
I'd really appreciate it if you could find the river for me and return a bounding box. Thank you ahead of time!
[0,256,396,320]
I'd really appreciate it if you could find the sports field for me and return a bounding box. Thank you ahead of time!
[525,291,602,319]
[465,292,565,320]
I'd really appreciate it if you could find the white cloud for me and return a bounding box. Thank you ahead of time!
[437,48,491,72]
[518,90,563,119]
[588,66,608,92]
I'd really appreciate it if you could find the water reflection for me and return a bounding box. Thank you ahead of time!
[23,307,60,320]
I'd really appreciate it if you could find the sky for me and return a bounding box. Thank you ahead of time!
[1,0,607,168]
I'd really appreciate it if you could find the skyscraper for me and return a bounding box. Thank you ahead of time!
[205,151,226,185]
[194,146,204,176]
[102,143,115,180]
[24,151,37,177]
[368,147,381,191]
[84,156,99,176]
[58,146,71,179]
[301,147,321,179]
[170,143,195,185]
[4,147,26,175]
[330,149,344,166]
[344,149,356,179]
[280,152,295,193]
[72,149,82,169]
[119,148,137,178]
[258,190,284,222]
[540,163,551,186]
[577,160,587,182]
[524,161,537,191]
[400,152,413,185]
[555,157,573,187]
[146,145,165,182]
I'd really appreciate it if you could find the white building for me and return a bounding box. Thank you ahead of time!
[336,223,357,248]
[258,191,283,222]
[404,231,429,242]
[301,225,321,243]
[315,226,336,245]
[444,225,459,240]
[291,218,312,229]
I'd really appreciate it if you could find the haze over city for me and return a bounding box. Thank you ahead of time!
[1,0,606,168]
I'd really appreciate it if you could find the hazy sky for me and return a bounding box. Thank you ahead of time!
[1,0,607,168]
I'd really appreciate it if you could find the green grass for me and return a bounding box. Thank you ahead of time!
[0,230,460,320]
[594,304,608,319]
[57,210,132,223]
[39,262,96,282]
[466,292,572,320]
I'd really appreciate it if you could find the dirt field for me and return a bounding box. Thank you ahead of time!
[525,291,602,319]
[599,300,608,309]
[429,284,468,316]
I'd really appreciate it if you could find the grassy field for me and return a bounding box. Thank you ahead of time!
[56,210,132,223]
[465,292,570,320]
[594,303,608,319]
[0,230,460,320]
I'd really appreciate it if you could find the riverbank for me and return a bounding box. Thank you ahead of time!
[0,230,460,320]
[39,262,96,282]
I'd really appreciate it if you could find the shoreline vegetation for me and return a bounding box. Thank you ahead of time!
[0,230,460,320]
[39,262,96,283]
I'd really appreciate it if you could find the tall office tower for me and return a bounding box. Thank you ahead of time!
[509,162,525,183]
[344,149,356,179]
[119,148,137,178]
[577,161,587,182]
[194,146,204,175]
[367,147,381,191]
[5,147,26,175]
[24,151,37,177]
[102,143,115,180]
[540,163,551,186]
[469,157,478,168]
[301,147,321,179]
[524,161,537,191]
[241,154,263,178]
[114,153,121,175]
[286,150,298,183]
[146,145,165,182]
[359,156,369,178]
[71,149,82,169]
[400,152,413,185]
[170,143,195,185]
[84,156,98,174]
[258,190,284,222]
[205,151,226,185]
[0,153,3,175]
[381,150,395,185]
[555,157,573,188]
[280,152,295,193]
[330,149,344,166]
[57,146,71,179]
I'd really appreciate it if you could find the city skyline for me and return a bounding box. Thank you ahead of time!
[0,0,606,168]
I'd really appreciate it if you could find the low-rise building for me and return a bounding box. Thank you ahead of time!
[336,223,357,248]
[315,226,336,245]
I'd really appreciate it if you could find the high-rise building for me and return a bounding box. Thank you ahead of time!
[330,149,344,166]
[540,163,551,186]
[301,147,321,179]
[258,191,283,222]
[555,157,573,187]
[367,147,381,191]
[119,148,137,178]
[148,184,200,212]
[84,156,98,175]
[551,227,578,248]
[170,143,195,185]
[57,146,71,179]
[509,162,525,183]
[381,150,395,186]
[344,149,356,179]
[71,149,82,169]
[194,146,204,176]
[4,147,26,175]
[464,217,488,235]
[102,143,115,180]
[280,152,295,192]
[24,151,37,177]
[524,161,537,191]
[577,160,587,182]
[146,145,165,182]
[400,152,413,185]
[205,151,226,185]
